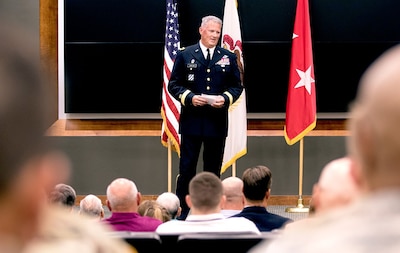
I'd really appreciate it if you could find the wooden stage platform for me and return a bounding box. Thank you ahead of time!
[47,119,349,137]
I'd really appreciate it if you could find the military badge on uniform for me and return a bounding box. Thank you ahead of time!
[216,55,230,67]
[187,63,197,69]
[187,59,197,70]
[188,74,194,81]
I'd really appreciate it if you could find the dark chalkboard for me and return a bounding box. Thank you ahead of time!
[64,0,400,114]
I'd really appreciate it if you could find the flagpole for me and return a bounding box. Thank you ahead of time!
[232,162,236,177]
[286,137,309,213]
[167,139,172,192]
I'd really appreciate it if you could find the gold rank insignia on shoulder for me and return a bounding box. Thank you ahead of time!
[179,47,186,51]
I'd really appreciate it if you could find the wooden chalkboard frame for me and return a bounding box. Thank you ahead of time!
[40,0,351,135]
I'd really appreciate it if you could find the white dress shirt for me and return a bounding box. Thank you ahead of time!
[156,213,260,235]
[199,41,215,60]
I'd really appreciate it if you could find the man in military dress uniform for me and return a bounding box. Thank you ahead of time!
[168,15,243,220]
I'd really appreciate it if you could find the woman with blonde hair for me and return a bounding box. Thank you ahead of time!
[138,200,171,222]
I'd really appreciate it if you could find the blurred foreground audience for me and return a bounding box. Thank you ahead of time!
[0,23,135,253]
[284,156,361,230]
[311,156,360,215]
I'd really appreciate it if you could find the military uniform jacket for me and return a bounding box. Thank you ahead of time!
[168,43,243,137]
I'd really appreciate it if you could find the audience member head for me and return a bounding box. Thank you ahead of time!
[0,24,64,194]
[311,157,360,215]
[346,44,400,193]
[156,192,181,219]
[79,194,105,220]
[186,172,225,215]
[242,165,272,206]
[0,24,71,245]
[49,183,77,209]
[106,178,141,212]
[138,200,170,222]
[221,176,245,211]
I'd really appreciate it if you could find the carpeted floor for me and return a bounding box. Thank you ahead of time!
[266,205,310,221]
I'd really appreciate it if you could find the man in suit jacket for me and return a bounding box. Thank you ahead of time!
[168,15,243,220]
[231,165,292,231]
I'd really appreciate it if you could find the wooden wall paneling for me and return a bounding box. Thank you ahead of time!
[40,0,59,125]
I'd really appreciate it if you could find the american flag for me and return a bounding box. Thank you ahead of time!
[161,0,181,155]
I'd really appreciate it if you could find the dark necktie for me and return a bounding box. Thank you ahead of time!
[206,48,211,64]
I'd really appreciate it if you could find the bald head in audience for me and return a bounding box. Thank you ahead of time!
[104,178,162,232]
[106,178,141,212]
[311,157,360,215]
[221,176,244,217]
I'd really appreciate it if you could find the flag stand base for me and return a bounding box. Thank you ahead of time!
[285,197,309,213]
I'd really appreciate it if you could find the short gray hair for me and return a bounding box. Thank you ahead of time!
[156,192,180,219]
[201,15,222,27]
[49,183,76,207]
[79,194,104,217]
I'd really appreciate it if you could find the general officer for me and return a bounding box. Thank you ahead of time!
[168,15,243,220]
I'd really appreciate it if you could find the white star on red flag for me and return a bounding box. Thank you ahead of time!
[294,66,315,95]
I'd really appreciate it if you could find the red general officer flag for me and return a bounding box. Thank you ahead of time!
[284,0,316,145]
